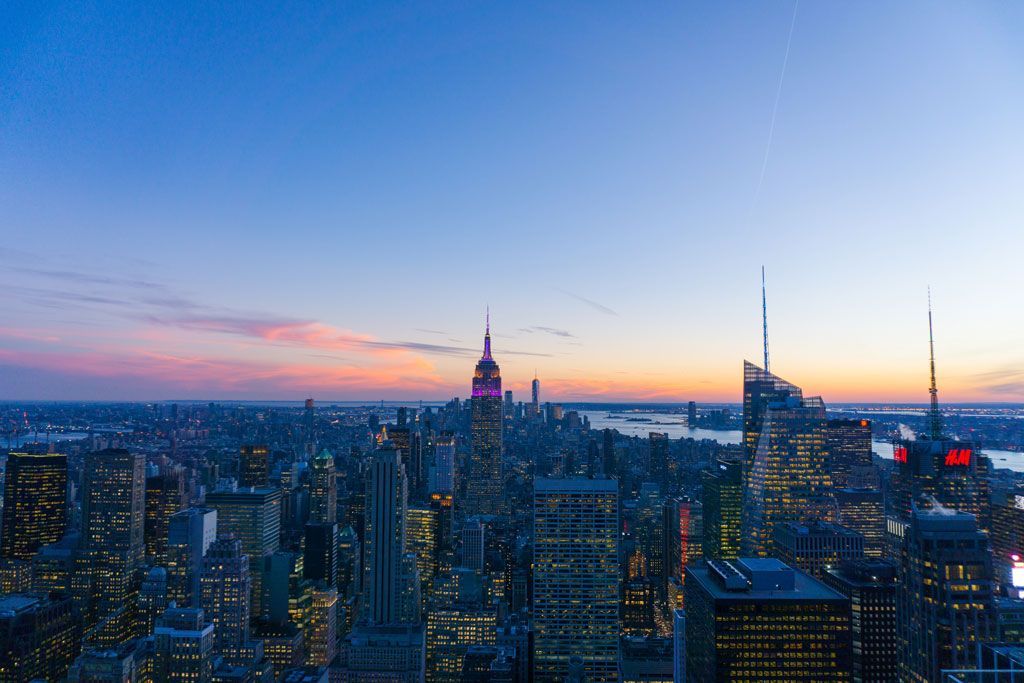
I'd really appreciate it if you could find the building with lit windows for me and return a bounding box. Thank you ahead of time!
[740,370,834,556]
[309,449,337,524]
[152,606,215,682]
[835,488,886,558]
[700,457,741,561]
[889,438,989,523]
[144,471,186,561]
[684,558,852,682]
[0,452,67,561]
[0,592,78,682]
[307,588,338,667]
[466,317,503,518]
[822,559,899,683]
[200,537,251,655]
[166,508,218,607]
[663,497,702,605]
[425,602,496,681]
[80,447,146,645]
[206,487,282,615]
[238,445,270,488]
[990,486,1024,593]
[773,520,865,578]
[533,478,619,682]
[826,419,873,489]
[897,509,996,682]
[406,504,439,594]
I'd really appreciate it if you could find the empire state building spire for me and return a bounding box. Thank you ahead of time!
[482,306,492,360]
[467,309,504,517]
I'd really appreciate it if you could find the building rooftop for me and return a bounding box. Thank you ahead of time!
[687,559,847,602]
[534,477,617,492]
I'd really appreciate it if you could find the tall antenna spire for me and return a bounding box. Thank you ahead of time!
[927,287,943,440]
[761,266,771,372]
[482,306,492,360]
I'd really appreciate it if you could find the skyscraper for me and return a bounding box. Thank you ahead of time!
[0,592,78,682]
[822,559,899,683]
[304,522,339,587]
[361,447,416,625]
[740,366,834,556]
[80,447,146,643]
[825,419,873,489]
[152,606,215,682]
[835,487,886,558]
[144,471,186,561]
[649,432,670,492]
[889,296,989,521]
[897,508,996,682]
[341,447,425,682]
[309,449,337,524]
[466,315,503,518]
[429,433,455,495]
[166,507,217,607]
[601,428,616,478]
[239,445,270,488]
[772,520,865,578]
[308,587,339,667]
[206,487,282,615]
[200,536,252,654]
[531,373,540,417]
[685,558,853,681]
[1,452,67,560]
[533,478,619,682]
[701,457,741,561]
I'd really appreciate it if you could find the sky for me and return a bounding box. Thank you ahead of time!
[1,1,1023,403]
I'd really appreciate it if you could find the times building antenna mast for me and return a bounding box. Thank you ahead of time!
[927,287,943,440]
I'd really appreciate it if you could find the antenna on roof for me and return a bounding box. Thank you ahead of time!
[927,287,943,440]
[762,266,771,372]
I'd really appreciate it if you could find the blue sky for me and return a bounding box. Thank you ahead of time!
[1,1,1022,401]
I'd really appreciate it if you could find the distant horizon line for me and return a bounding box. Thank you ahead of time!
[1,398,1022,408]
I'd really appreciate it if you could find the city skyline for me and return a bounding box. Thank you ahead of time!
[3,2,1023,402]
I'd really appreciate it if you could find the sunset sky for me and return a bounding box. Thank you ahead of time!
[2,1,1023,402]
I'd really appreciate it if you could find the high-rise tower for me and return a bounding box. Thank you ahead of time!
[80,448,146,644]
[888,297,988,520]
[466,312,503,518]
[741,368,834,556]
[1,452,67,560]
[533,478,619,682]
[531,372,541,417]
[309,449,337,524]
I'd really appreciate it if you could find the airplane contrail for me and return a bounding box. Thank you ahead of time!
[753,0,800,205]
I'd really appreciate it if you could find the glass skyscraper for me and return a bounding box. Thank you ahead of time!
[741,364,834,556]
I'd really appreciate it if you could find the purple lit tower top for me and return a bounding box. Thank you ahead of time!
[472,311,501,398]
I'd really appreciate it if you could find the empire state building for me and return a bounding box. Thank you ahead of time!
[466,314,504,517]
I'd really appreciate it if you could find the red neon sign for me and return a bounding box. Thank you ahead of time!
[944,448,972,467]
[894,446,908,464]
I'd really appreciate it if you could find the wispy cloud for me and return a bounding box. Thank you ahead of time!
[519,326,575,338]
[555,288,618,316]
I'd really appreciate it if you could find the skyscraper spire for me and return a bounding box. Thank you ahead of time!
[927,287,943,440]
[761,266,771,372]
[482,307,492,360]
